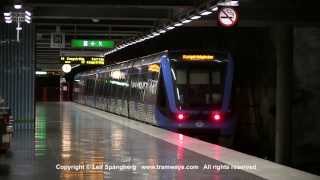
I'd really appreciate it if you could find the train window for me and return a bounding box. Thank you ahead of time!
[129,67,143,103]
[121,69,130,101]
[211,72,221,85]
[189,71,209,85]
[172,62,225,108]
[143,64,160,105]
[95,79,100,97]
[176,70,187,85]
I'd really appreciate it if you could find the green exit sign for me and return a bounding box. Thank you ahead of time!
[71,39,115,48]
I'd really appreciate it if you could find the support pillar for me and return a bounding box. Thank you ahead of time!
[273,25,293,165]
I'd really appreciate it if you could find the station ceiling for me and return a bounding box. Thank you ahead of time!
[0,0,209,71]
[1,0,319,72]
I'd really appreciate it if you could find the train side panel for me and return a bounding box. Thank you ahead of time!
[128,55,161,125]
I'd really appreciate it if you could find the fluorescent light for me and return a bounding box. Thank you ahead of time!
[25,11,31,16]
[211,7,218,11]
[136,38,145,42]
[166,26,175,30]
[36,71,47,75]
[25,19,31,23]
[16,27,22,31]
[5,20,12,23]
[190,15,201,20]
[25,15,31,20]
[152,32,160,36]
[14,4,22,9]
[200,10,212,16]
[159,29,166,33]
[174,22,183,27]
[3,12,11,17]
[4,16,12,20]
[218,1,239,6]
[182,19,192,24]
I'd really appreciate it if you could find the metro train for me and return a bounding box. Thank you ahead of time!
[73,50,236,135]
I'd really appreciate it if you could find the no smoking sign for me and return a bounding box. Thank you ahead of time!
[217,6,239,27]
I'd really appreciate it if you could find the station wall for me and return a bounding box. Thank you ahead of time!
[292,27,320,173]
[0,23,35,130]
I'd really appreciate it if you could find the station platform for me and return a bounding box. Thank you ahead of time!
[0,102,318,180]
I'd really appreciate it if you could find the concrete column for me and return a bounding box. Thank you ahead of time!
[273,25,293,164]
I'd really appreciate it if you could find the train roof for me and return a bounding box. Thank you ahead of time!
[75,50,230,77]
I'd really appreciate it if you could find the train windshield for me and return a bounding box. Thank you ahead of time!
[172,61,226,109]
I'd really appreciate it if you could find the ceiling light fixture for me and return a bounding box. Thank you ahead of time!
[190,15,201,20]
[25,11,31,16]
[211,7,218,11]
[35,71,47,75]
[166,26,175,30]
[103,0,225,56]
[14,4,22,9]
[200,10,212,16]
[91,18,100,23]
[182,19,192,24]
[159,29,166,33]
[174,22,183,27]
[3,5,32,42]
[3,12,11,17]
[25,15,31,20]
[218,0,239,6]
[152,32,160,36]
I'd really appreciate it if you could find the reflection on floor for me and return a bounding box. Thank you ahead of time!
[0,102,263,180]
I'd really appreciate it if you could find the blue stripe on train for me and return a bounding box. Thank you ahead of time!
[222,54,234,112]
[160,55,177,113]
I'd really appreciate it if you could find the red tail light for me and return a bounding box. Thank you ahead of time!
[213,114,221,120]
[176,112,186,121]
[211,111,222,122]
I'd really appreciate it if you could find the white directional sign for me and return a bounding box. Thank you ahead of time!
[218,7,239,27]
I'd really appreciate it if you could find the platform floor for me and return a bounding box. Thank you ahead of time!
[0,102,317,180]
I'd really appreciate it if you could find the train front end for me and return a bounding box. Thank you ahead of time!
[157,51,235,135]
